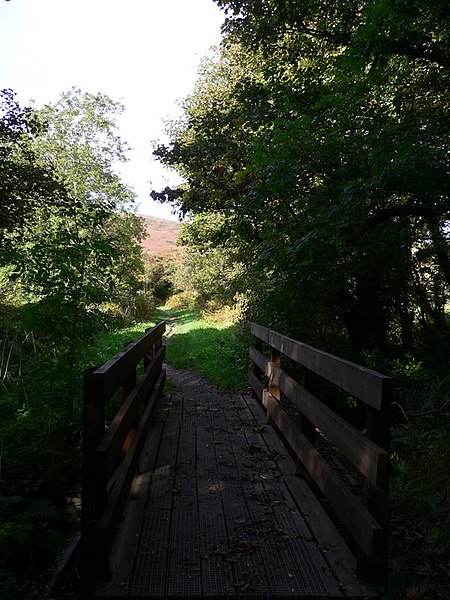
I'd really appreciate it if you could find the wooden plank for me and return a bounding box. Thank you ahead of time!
[95,347,165,479]
[262,390,383,561]
[225,395,342,598]
[95,370,166,572]
[249,347,389,488]
[93,322,165,403]
[285,476,378,599]
[241,393,376,598]
[165,387,202,598]
[251,323,390,410]
[128,390,181,597]
[270,346,281,401]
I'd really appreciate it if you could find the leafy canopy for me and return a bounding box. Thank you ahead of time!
[153,0,449,365]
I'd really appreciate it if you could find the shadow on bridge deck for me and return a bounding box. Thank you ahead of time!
[94,366,375,599]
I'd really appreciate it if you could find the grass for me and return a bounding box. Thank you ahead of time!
[84,307,168,368]
[80,303,251,419]
[161,305,249,390]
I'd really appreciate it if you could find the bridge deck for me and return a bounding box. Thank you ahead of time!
[94,367,375,599]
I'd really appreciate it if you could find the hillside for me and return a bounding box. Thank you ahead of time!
[141,215,181,254]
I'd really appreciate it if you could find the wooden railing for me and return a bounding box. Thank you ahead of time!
[81,321,166,591]
[248,323,391,580]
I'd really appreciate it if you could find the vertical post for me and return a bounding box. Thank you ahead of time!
[265,346,281,426]
[366,391,391,453]
[81,367,106,597]
[143,325,160,368]
[299,367,316,444]
[122,341,138,454]
[296,367,316,483]
[269,347,281,402]
[251,335,263,400]
[359,378,391,580]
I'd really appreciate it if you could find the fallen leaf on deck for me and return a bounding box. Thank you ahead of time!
[234,539,259,552]
[232,581,251,591]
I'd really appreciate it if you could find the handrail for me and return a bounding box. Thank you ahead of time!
[248,323,390,581]
[81,321,166,593]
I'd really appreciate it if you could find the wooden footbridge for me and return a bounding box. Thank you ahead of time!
[75,321,390,599]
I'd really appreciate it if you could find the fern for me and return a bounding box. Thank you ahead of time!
[0,496,57,522]
[0,495,60,567]
[16,499,58,523]
[0,496,23,518]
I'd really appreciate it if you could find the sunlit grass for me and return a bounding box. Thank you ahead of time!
[85,302,249,395]
[162,305,249,389]
[84,308,167,368]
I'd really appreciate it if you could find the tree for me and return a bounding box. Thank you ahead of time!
[172,212,246,309]
[15,87,144,313]
[153,1,449,365]
[4,88,146,411]
[0,87,147,595]
[0,89,64,253]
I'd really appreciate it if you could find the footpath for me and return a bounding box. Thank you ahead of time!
[94,364,370,599]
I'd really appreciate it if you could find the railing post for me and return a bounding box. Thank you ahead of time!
[121,341,138,455]
[296,367,317,483]
[269,346,281,401]
[299,368,317,442]
[251,335,263,399]
[81,367,106,597]
[359,379,391,580]
[144,324,162,368]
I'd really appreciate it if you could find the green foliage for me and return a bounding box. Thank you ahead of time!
[0,87,151,596]
[13,87,144,310]
[0,89,63,254]
[2,88,147,406]
[153,1,450,368]
[143,251,178,303]
[0,303,160,596]
[0,496,64,597]
[172,213,246,309]
[84,316,158,367]
[387,375,450,598]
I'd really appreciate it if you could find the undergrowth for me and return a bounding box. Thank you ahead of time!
[383,375,450,600]
[0,301,162,598]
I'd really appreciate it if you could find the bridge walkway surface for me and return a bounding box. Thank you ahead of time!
[94,365,374,599]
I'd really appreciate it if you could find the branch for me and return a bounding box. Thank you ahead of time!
[409,399,450,418]
[386,37,450,70]
[353,203,450,241]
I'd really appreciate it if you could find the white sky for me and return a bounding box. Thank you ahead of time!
[0,0,224,220]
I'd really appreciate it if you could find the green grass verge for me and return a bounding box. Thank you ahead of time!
[85,303,249,392]
[84,307,167,368]
[162,306,248,390]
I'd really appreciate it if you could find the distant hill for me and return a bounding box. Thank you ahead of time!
[140,215,181,254]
